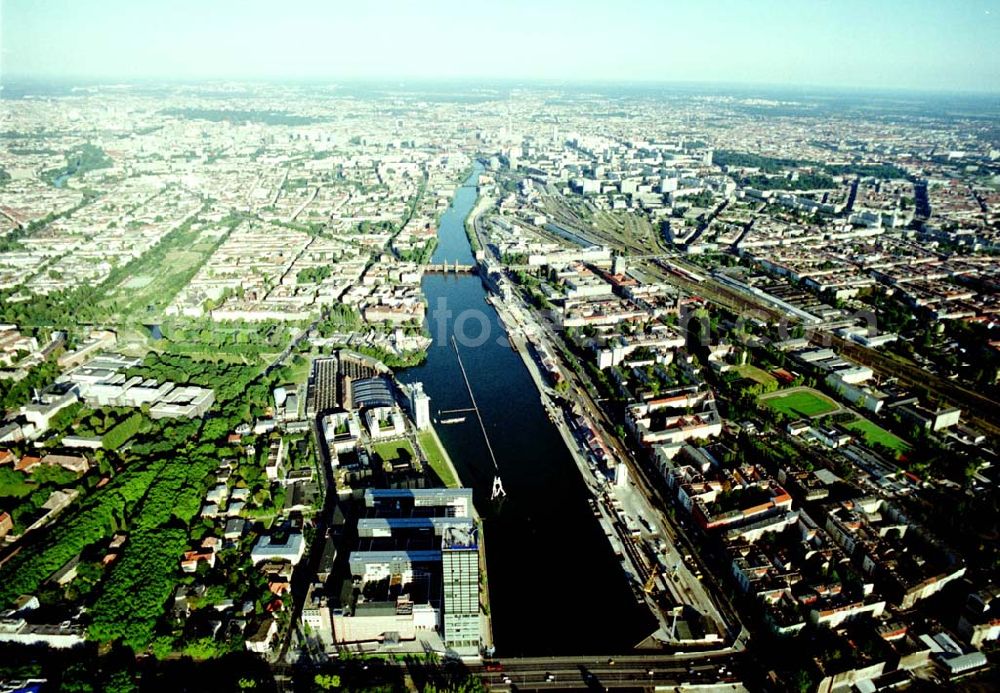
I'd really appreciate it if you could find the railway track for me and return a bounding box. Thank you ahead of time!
[818,332,1000,437]
[524,193,1000,438]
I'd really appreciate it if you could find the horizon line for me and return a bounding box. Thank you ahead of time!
[2,73,999,99]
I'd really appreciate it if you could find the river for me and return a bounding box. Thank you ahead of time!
[398,163,655,656]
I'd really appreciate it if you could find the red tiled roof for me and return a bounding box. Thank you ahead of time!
[15,456,41,472]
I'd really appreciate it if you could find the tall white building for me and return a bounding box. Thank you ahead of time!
[408,382,431,430]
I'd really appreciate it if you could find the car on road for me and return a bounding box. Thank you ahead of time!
[545,673,556,682]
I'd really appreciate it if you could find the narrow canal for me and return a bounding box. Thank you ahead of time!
[399,163,655,656]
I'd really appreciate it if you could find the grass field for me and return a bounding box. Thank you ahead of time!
[122,275,154,289]
[281,355,312,385]
[371,439,415,465]
[417,430,459,488]
[845,418,911,458]
[760,387,839,418]
[733,363,779,390]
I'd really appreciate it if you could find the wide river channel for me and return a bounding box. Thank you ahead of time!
[398,163,655,656]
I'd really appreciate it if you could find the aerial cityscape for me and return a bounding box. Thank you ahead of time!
[1,1,999,692]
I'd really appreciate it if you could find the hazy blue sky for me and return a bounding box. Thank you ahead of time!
[2,0,998,92]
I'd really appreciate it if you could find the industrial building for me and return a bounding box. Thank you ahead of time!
[306,351,389,415]
[333,488,481,657]
[441,525,480,656]
[59,353,214,419]
[362,488,473,518]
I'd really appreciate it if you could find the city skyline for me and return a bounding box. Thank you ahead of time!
[2,0,1000,93]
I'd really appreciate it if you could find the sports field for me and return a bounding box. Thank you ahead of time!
[845,418,911,458]
[760,387,839,418]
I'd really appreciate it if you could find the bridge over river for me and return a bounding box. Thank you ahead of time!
[424,260,478,274]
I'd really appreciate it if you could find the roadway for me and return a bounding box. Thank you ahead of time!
[472,652,743,691]
[273,413,336,664]
[274,650,745,692]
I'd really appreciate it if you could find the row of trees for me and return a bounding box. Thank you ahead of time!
[85,352,292,650]
[0,306,317,665]
[87,527,189,650]
[742,172,836,191]
[0,352,279,639]
[714,149,909,182]
[314,303,361,336]
[675,190,716,207]
[162,107,326,126]
[0,457,162,605]
[155,319,298,361]
[395,237,437,264]
[712,150,804,173]
[101,412,145,450]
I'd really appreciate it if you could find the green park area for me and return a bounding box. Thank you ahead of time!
[845,418,911,458]
[281,354,312,386]
[417,430,459,488]
[42,143,113,186]
[760,387,839,418]
[97,214,239,322]
[0,352,305,660]
[732,363,779,390]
